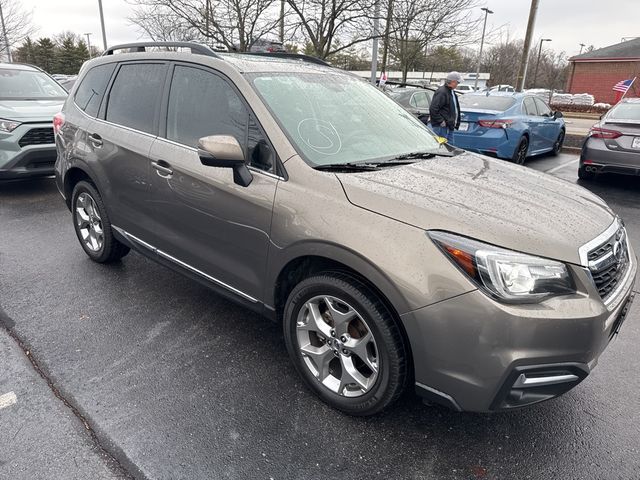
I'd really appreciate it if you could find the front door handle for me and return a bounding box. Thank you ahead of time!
[88,133,103,148]
[151,160,173,177]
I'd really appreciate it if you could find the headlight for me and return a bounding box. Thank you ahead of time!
[0,118,21,133]
[429,231,575,303]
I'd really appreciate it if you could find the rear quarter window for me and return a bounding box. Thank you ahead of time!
[74,63,117,117]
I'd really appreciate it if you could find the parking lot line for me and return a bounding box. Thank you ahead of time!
[0,391,17,410]
[546,158,579,174]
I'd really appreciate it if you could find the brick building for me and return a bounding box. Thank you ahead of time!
[567,38,640,103]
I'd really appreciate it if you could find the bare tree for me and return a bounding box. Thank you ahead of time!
[286,0,379,60]
[128,0,280,51]
[129,5,200,42]
[0,0,37,59]
[388,0,482,82]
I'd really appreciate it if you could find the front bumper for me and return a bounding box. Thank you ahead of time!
[0,122,56,180]
[401,253,637,412]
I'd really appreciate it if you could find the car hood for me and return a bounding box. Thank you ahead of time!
[0,99,65,122]
[337,152,615,265]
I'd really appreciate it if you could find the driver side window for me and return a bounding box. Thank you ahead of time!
[166,65,275,173]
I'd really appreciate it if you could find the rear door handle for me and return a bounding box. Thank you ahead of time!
[151,160,173,177]
[88,133,103,147]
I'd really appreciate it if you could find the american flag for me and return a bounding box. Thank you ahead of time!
[613,79,634,93]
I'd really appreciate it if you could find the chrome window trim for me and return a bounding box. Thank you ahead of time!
[112,225,258,303]
[578,218,619,266]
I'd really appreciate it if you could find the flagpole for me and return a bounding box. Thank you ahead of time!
[620,77,637,102]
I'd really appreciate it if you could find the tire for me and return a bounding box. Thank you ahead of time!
[512,137,529,165]
[71,180,130,263]
[551,130,565,156]
[283,272,408,416]
[578,165,596,181]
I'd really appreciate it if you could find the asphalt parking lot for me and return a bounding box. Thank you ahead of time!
[1,153,640,480]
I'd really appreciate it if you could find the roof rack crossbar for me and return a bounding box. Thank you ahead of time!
[240,52,330,67]
[102,42,222,59]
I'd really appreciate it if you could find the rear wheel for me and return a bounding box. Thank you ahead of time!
[71,181,130,263]
[283,272,408,416]
[552,130,565,156]
[578,165,596,181]
[512,137,529,165]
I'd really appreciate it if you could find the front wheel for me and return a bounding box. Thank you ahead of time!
[512,137,529,165]
[71,180,130,263]
[283,272,408,416]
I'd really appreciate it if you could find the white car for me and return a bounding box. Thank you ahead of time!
[455,84,476,94]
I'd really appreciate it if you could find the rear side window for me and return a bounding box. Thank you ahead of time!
[74,63,116,117]
[523,97,538,116]
[106,63,166,134]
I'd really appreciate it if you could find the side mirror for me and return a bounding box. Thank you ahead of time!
[198,135,253,187]
[553,111,563,119]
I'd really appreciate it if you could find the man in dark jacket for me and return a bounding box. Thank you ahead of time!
[429,71,462,143]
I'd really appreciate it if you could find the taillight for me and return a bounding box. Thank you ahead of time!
[53,112,65,135]
[478,119,514,129]
[590,127,622,139]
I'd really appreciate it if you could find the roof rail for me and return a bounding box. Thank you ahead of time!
[102,42,222,59]
[239,52,331,67]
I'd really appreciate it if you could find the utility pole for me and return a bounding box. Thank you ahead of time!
[205,0,210,45]
[515,0,539,92]
[533,38,551,87]
[380,0,393,73]
[0,0,11,62]
[84,33,93,59]
[474,7,493,91]
[279,0,285,43]
[97,0,107,50]
[370,0,380,85]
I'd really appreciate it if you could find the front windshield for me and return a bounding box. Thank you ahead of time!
[249,72,441,166]
[0,68,67,100]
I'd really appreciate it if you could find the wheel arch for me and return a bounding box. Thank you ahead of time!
[271,252,414,380]
[63,164,101,210]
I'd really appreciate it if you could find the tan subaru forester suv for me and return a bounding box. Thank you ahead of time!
[55,42,636,415]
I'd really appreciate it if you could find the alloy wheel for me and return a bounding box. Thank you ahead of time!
[75,192,104,252]
[296,295,379,398]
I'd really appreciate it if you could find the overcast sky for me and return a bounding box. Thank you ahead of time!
[18,0,640,59]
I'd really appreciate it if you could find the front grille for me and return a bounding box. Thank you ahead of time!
[588,226,630,301]
[18,127,55,147]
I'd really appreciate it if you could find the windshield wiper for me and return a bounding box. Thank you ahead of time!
[389,149,455,161]
[314,162,380,171]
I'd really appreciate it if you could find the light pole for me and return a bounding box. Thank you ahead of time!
[0,0,11,62]
[533,38,551,87]
[84,33,93,59]
[97,0,107,50]
[474,7,493,91]
[579,43,585,55]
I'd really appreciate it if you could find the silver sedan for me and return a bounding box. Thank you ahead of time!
[579,98,640,179]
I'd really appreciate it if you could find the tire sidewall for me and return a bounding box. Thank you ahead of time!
[283,275,398,415]
[513,137,528,164]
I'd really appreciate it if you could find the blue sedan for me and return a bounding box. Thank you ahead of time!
[452,92,565,164]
